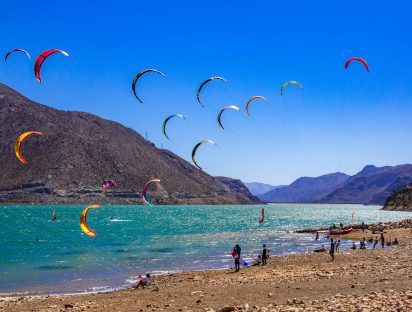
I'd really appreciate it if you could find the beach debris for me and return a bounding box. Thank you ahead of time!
[162,114,186,139]
[197,76,228,108]
[4,48,31,62]
[344,57,369,72]
[245,96,268,116]
[34,49,69,83]
[142,179,161,206]
[132,69,165,103]
[14,131,42,164]
[191,140,216,170]
[217,105,240,130]
[280,81,304,96]
[79,204,100,237]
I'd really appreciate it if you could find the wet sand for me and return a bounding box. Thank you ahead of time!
[1,220,411,312]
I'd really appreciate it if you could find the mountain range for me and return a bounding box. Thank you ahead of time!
[255,164,412,205]
[243,182,283,197]
[0,83,260,205]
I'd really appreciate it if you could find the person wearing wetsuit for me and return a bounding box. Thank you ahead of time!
[329,238,335,261]
[233,244,241,272]
[262,245,267,265]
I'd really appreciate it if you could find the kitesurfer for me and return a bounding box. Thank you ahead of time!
[51,209,56,221]
[262,245,267,265]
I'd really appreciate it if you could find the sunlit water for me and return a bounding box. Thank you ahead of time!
[0,204,410,294]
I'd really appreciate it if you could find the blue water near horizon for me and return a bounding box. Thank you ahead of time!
[0,204,411,295]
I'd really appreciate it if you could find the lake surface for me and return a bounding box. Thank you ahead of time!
[0,204,410,294]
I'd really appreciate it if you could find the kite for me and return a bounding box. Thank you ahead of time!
[280,81,303,96]
[79,204,100,237]
[191,140,216,170]
[259,208,265,224]
[101,180,117,190]
[344,57,369,72]
[162,114,186,139]
[34,50,69,83]
[14,131,42,164]
[5,48,31,62]
[132,69,165,103]
[217,105,240,130]
[197,77,227,107]
[142,179,161,206]
[245,96,268,116]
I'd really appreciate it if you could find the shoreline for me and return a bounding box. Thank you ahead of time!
[1,219,411,311]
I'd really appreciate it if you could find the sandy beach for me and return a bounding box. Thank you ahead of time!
[1,219,411,312]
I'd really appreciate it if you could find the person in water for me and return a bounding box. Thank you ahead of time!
[351,242,357,250]
[233,244,241,272]
[315,231,319,241]
[380,232,385,248]
[262,245,267,265]
[329,238,335,261]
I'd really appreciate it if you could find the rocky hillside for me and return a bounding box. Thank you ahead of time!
[259,172,349,203]
[319,165,412,205]
[259,165,412,205]
[0,83,261,205]
[382,183,412,211]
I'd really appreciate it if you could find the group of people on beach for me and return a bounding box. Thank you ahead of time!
[232,244,269,272]
[314,223,399,261]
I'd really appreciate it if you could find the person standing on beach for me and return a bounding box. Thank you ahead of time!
[329,238,335,261]
[361,222,365,233]
[335,236,341,252]
[262,244,267,265]
[380,232,385,248]
[233,244,241,272]
[373,236,379,249]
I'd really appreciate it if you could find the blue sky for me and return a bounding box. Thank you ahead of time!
[1,1,411,185]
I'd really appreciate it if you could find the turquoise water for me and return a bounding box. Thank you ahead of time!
[0,204,411,294]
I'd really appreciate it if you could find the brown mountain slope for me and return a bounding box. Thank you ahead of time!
[0,84,260,205]
[382,183,412,211]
